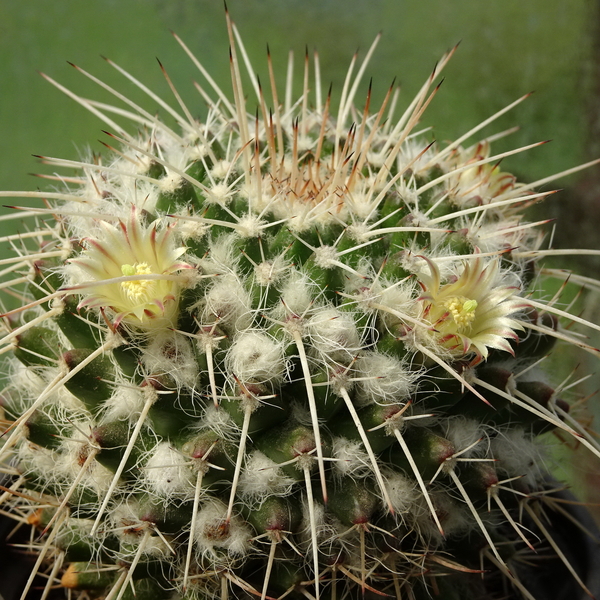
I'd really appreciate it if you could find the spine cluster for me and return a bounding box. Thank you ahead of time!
[1,13,599,600]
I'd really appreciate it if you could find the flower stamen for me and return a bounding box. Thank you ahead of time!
[121,262,156,303]
[443,296,478,332]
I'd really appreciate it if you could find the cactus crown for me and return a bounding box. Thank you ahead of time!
[1,11,599,600]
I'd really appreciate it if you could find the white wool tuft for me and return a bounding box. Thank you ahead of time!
[444,417,486,458]
[331,437,371,478]
[307,308,361,365]
[410,490,473,547]
[142,330,198,389]
[101,387,147,422]
[199,276,253,331]
[198,404,240,441]
[198,235,238,276]
[57,428,113,494]
[491,428,545,488]
[276,270,315,317]
[253,253,289,287]
[238,450,296,499]
[226,330,286,386]
[143,442,193,498]
[353,352,414,405]
[194,499,252,558]
[384,471,419,515]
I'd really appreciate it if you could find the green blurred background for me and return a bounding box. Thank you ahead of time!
[0,0,595,191]
[1,0,599,504]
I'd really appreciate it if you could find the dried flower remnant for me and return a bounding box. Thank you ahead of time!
[447,141,521,207]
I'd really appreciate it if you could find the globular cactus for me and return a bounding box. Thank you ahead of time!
[1,12,600,600]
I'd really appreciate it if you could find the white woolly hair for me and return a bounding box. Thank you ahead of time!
[108,502,174,560]
[56,427,113,494]
[193,499,252,559]
[101,387,147,422]
[142,441,193,499]
[157,169,189,195]
[331,436,371,479]
[196,403,240,442]
[490,428,546,489]
[16,442,59,489]
[287,400,314,427]
[400,248,458,282]
[61,173,160,240]
[9,358,85,413]
[175,215,210,245]
[299,496,338,550]
[55,518,110,563]
[342,256,376,295]
[238,450,296,500]
[444,416,487,458]
[4,367,43,410]
[253,252,289,287]
[109,501,148,542]
[376,277,418,323]
[209,159,233,181]
[353,352,415,406]
[307,307,361,365]
[198,234,240,276]
[396,138,437,176]
[142,330,198,389]
[199,275,253,331]
[384,470,420,515]
[5,370,65,438]
[275,269,315,318]
[225,330,286,386]
[410,489,473,547]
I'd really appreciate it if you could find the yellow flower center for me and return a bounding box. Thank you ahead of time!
[121,262,156,303]
[443,296,478,331]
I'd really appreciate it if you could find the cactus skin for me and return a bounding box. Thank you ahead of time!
[1,13,599,600]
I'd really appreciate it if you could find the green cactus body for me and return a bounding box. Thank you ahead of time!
[1,12,600,600]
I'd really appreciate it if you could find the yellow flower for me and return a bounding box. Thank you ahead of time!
[417,255,525,360]
[69,211,190,330]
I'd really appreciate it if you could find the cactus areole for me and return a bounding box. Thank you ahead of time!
[1,11,599,600]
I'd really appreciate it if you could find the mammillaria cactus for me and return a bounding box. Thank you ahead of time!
[1,10,600,600]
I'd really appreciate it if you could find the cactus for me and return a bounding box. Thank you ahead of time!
[1,12,600,600]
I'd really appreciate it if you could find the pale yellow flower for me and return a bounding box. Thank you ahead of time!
[417,255,526,360]
[69,211,190,330]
